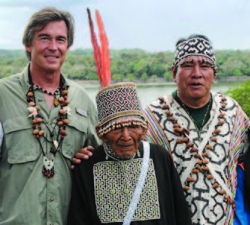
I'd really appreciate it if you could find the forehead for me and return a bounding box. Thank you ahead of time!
[180,56,213,65]
[35,20,67,36]
[106,124,144,134]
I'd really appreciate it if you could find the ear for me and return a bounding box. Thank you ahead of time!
[95,126,107,142]
[25,44,32,53]
[171,66,176,82]
[212,67,218,83]
[214,66,218,77]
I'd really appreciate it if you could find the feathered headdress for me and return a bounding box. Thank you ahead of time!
[87,9,147,137]
[87,8,111,88]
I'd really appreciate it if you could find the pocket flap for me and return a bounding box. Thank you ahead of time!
[3,116,40,164]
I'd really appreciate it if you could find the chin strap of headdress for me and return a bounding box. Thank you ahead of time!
[87,8,111,88]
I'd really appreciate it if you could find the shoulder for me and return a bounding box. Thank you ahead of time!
[149,143,171,158]
[212,91,241,105]
[146,96,164,109]
[81,145,105,165]
[212,91,247,116]
[0,73,21,86]
[66,79,90,95]
[144,95,170,117]
[65,78,96,110]
[87,145,105,162]
[0,73,23,100]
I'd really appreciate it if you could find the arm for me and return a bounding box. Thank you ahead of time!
[67,166,87,225]
[143,106,170,150]
[67,160,101,225]
[167,151,192,225]
[71,97,101,168]
[234,165,250,225]
[71,146,94,169]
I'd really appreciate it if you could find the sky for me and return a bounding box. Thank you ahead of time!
[0,0,250,52]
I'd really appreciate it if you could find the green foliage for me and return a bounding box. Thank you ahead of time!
[225,80,250,116]
[1,49,250,81]
[126,73,135,81]
[112,74,123,81]
[163,71,172,81]
[141,73,148,81]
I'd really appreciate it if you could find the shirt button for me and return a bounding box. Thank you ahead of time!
[50,197,54,202]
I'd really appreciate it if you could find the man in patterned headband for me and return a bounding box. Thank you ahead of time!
[144,34,249,224]
[68,82,192,224]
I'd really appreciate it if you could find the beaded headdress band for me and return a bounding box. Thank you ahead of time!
[87,9,147,136]
[96,82,147,136]
[173,37,216,68]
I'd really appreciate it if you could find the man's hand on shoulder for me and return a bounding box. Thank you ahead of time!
[71,146,94,169]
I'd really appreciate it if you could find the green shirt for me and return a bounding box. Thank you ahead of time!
[172,90,212,130]
[0,66,101,225]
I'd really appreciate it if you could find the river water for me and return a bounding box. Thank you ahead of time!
[84,81,243,108]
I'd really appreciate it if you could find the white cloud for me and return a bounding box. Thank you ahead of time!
[0,0,250,51]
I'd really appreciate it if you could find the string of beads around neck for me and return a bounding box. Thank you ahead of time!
[34,84,60,96]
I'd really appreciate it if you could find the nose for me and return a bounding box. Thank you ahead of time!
[191,64,202,78]
[48,39,57,50]
[121,127,131,141]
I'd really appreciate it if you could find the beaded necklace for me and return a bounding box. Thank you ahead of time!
[27,69,70,178]
[34,85,60,95]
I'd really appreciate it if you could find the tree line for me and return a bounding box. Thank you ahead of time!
[0,48,250,80]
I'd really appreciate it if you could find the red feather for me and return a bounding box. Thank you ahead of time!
[95,10,111,87]
[87,8,111,88]
[87,8,103,87]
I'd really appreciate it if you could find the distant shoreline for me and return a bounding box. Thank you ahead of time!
[75,76,250,89]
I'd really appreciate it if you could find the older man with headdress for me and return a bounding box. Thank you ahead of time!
[67,82,192,225]
[144,34,249,224]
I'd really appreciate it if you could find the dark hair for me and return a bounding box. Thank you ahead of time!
[22,7,74,60]
[244,131,250,211]
[173,34,216,75]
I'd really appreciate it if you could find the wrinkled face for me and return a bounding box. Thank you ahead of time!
[172,56,217,105]
[25,20,69,74]
[100,124,148,158]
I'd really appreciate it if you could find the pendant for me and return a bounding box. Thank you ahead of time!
[42,152,55,178]
[54,98,59,107]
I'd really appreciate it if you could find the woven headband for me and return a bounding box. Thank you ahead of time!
[173,37,216,67]
[95,82,147,136]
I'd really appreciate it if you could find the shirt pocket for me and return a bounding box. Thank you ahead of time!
[62,114,88,160]
[3,116,40,164]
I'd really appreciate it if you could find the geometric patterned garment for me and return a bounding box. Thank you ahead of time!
[93,158,160,223]
[144,91,249,225]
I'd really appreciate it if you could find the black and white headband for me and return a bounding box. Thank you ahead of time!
[173,37,216,68]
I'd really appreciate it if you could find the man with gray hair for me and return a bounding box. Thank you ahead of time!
[0,7,100,225]
[68,82,192,225]
[144,34,249,224]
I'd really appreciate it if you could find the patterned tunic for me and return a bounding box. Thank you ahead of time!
[144,91,249,225]
[67,143,192,225]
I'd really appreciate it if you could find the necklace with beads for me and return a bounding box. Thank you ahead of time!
[26,70,70,178]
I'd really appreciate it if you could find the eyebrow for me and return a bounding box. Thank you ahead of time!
[180,60,193,65]
[180,59,212,65]
[199,59,211,64]
[37,33,67,40]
